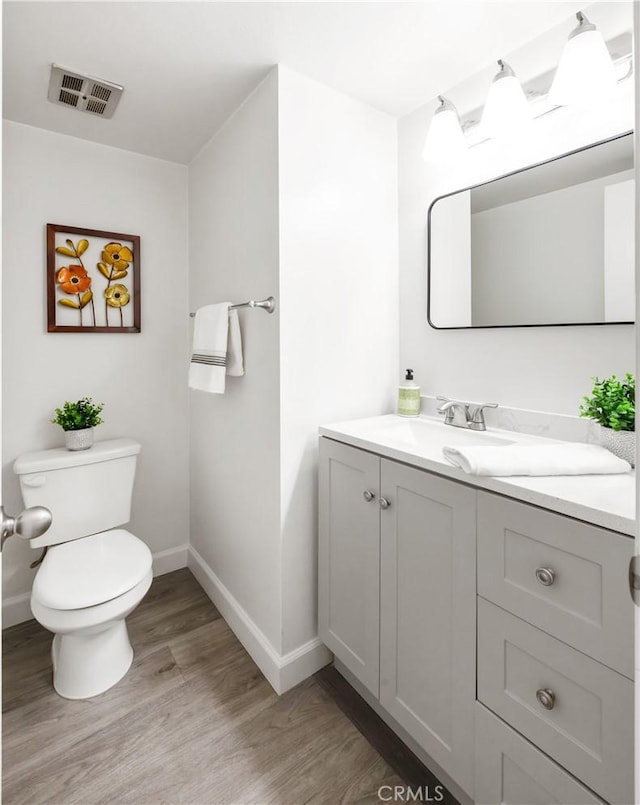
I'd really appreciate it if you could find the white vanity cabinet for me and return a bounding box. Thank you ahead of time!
[318,436,477,797]
[318,430,634,805]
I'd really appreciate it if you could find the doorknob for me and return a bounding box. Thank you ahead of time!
[0,505,52,550]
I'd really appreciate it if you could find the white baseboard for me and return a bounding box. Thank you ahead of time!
[188,546,331,695]
[2,592,32,629]
[3,543,190,630]
[279,635,334,694]
[152,544,189,576]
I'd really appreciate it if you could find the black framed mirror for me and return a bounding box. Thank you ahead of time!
[427,131,635,329]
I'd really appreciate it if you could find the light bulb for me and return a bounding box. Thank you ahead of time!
[549,12,617,107]
[422,96,467,164]
[480,61,532,140]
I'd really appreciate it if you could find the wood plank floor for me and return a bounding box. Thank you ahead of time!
[3,568,404,805]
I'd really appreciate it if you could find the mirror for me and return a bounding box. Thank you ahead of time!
[427,132,635,329]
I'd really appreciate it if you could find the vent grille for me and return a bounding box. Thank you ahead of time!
[47,64,124,119]
[86,99,107,115]
[90,83,112,102]
[59,90,79,107]
[61,74,84,92]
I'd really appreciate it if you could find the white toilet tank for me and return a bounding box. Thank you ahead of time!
[13,438,141,549]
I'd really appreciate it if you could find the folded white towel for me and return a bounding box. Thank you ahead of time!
[226,310,244,378]
[188,303,244,394]
[442,442,631,476]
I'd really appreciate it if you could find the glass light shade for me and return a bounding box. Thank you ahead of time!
[422,98,467,164]
[549,21,617,107]
[480,64,532,139]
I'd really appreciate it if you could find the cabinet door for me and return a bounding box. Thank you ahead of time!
[318,438,381,696]
[379,460,476,797]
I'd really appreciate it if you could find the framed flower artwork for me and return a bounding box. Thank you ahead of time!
[47,224,141,333]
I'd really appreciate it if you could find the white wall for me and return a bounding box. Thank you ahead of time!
[278,66,398,653]
[2,121,190,616]
[398,4,634,415]
[188,72,283,652]
[188,66,397,686]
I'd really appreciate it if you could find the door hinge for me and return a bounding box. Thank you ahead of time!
[629,555,640,606]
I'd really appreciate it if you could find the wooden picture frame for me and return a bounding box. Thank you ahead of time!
[47,223,141,333]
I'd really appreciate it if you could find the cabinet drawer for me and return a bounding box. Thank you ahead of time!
[475,704,604,805]
[477,491,634,678]
[478,598,633,805]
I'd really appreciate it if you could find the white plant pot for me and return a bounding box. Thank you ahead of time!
[64,427,94,451]
[599,426,635,467]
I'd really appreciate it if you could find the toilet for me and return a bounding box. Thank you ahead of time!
[13,438,152,699]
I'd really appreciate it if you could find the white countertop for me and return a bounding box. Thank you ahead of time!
[319,414,635,537]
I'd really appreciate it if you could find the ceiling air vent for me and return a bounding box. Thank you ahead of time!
[48,64,123,119]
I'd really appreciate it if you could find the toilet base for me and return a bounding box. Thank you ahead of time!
[52,619,134,699]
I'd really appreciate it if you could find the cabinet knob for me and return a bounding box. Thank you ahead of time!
[378,497,391,510]
[536,688,556,710]
[535,567,556,587]
[363,490,375,503]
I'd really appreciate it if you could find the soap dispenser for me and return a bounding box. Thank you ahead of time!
[398,369,420,417]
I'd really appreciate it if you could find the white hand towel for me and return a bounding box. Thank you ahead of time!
[188,304,244,393]
[442,442,631,476]
[226,310,244,377]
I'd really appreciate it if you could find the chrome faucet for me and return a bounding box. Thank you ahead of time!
[436,397,498,431]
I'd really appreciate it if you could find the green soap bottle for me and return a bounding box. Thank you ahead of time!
[398,369,420,417]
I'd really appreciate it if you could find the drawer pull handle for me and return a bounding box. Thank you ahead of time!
[363,490,375,503]
[535,567,556,587]
[536,688,556,710]
[379,497,391,510]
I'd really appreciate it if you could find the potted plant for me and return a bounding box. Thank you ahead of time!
[52,397,104,451]
[580,373,635,466]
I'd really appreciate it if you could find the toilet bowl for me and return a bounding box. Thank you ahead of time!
[14,438,151,699]
[30,529,152,699]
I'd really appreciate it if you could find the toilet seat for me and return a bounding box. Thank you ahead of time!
[32,529,152,610]
[31,569,153,635]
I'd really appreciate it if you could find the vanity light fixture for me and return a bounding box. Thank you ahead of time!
[548,11,617,107]
[422,96,467,164]
[480,60,533,139]
[424,16,631,159]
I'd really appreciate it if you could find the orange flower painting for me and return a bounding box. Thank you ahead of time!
[56,265,92,294]
[47,225,140,333]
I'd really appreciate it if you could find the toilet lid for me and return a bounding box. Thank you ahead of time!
[32,529,152,610]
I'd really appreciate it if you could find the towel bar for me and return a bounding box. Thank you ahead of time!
[189,296,275,317]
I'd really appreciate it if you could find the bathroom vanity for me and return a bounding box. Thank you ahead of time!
[318,415,635,805]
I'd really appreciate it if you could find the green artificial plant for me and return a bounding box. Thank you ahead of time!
[579,373,635,432]
[52,397,104,432]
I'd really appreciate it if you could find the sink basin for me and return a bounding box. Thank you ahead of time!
[360,417,515,451]
[319,414,575,474]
